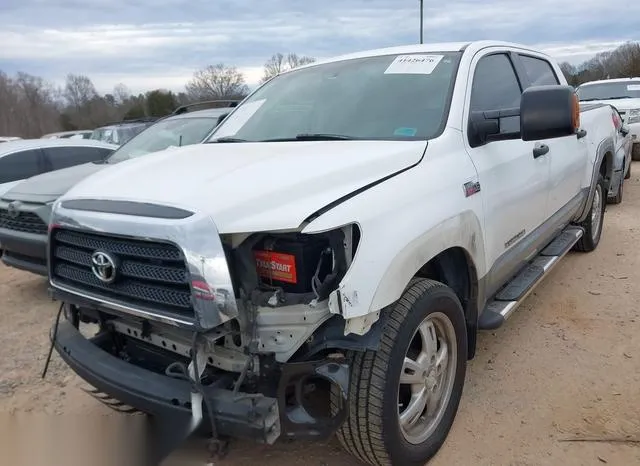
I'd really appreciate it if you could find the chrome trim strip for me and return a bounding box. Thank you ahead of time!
[48,202,239,329]
[53,281,195,327]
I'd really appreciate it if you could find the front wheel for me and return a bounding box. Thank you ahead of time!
[332,279,467,466]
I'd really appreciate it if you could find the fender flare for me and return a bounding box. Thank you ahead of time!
[336,211,485,336]
[576,136,614,223]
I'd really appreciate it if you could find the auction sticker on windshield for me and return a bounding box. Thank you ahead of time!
[384,55,444,75]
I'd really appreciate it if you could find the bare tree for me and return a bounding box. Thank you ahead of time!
[185,64,250,101]
[261,52,316,83]
[113,83,131,105]
[64,74,98,109]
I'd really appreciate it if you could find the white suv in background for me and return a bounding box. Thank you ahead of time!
[577,77,640,160]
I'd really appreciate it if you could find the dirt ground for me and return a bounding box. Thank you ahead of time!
[1,165,640,466]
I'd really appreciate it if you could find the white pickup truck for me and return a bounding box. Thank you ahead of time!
[577,77,640,161]
[46,41,617,466]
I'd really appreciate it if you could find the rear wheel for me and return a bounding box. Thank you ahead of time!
[332,279,467,466]
[574,173,605,252]
[608,176,624,205]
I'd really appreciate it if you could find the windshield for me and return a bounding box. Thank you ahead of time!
[106,117,218,163]
[577,81,640,101]
[208,52,461,142]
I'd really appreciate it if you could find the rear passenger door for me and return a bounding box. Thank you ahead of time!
[463,50,551,297]
[0,149,46,184]
[42,146,113,171]
[514,53,586,218]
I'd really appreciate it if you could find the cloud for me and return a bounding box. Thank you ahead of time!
[0,0,637,93]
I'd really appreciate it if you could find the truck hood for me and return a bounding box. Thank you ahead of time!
[2,162,105,204]
[60,140,427,233]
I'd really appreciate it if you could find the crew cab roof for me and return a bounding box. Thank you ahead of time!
[287,40,554,75]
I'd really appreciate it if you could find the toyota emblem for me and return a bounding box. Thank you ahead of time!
[7,201,21,219]
[91,251,117,284]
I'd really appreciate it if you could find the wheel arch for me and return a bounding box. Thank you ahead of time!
[576,136,614,223]
[413,247,480,360]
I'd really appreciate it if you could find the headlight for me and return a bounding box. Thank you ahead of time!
[628,108,640,124]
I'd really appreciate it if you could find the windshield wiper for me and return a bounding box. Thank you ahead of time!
[263,133,357,142]
[295,133,356,140]
[601,96,632,100]
[209,137,249,143]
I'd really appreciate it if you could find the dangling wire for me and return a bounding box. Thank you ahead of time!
[41,303,64,379]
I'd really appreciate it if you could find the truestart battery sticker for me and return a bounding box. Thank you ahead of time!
[254,250,298,284]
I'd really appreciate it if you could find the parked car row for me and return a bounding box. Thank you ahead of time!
[0,136,22,143]
[0,101,237,265]
[41,130,93,140]
[0,43,636,466]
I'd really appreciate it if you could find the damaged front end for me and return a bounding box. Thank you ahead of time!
[46,200,378,459]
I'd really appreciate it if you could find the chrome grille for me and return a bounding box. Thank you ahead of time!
[0,208,47,235]
[50,228,194,317]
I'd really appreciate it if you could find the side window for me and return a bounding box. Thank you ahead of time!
[44,146,112,171]
[470,53,522,113]
[0,150,42,184]
[519,55,560,87]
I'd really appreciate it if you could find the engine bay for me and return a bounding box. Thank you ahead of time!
[222,224,360,309]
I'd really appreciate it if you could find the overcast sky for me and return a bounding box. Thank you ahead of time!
[0,0,637,94]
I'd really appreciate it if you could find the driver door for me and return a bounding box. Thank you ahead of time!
[464,50,550,296]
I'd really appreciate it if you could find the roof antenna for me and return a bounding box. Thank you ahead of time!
[419,0,424,44]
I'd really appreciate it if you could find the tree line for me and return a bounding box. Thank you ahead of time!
[0,52,315,138]
[558,41,640,87]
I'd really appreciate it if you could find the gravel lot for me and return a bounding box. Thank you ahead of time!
[1,164,640,466]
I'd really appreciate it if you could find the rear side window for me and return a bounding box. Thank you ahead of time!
[519,55,560,86]
[0,149,42,184]
[44,146,112,171]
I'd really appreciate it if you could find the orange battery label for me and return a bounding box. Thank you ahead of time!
[254,250,298,284]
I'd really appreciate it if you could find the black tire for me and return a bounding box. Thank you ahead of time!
[331,278,467,466]
[632,144,640,162]
[624,161,631,180]
[574,173,606,252]
[608,177,623,205]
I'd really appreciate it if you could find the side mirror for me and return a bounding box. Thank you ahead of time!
[520,85,578,141]
[621,124,630,136]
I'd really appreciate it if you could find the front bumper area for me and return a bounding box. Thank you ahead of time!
[53,320,281,444]
[0,228,47,275]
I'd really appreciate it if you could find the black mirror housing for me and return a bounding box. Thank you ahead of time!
[216,113,230,127]
[621,125,630,136]
[520,85,578,141]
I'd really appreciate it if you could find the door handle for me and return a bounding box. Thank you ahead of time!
[576,129,587,139]
[533,143,549,158]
